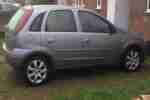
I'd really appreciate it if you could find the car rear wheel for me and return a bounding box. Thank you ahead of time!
[23,56,51,86]
[122,48,143,72]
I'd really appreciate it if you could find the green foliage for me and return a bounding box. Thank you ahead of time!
[31,0,50,4]
[55,88,131,100]
[0,32,4,39]
[144,57,150,64]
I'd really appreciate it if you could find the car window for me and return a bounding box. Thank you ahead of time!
[8,7,33,32]
[0,4,2,9]
[46,10,77,32]
[78,11,111,33]
[29,12,45,32]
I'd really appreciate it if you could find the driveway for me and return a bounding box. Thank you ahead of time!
[0,50,150,100]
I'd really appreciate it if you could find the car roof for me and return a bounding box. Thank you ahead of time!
[30,5,93,12]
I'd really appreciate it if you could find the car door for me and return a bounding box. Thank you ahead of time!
[78,11,123,65]
[42,10,88,68]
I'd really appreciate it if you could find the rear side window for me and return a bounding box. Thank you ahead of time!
[8,6,33,32]
[29,12,45,32]
[46,10,77,32]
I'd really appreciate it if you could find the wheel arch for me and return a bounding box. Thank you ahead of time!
[121,43,144,62]
[22,50,55,70]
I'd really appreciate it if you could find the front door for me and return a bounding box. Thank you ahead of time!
[78,11,122,65]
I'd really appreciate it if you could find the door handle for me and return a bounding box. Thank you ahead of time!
[81,39,90,43]
[47,39,55,44]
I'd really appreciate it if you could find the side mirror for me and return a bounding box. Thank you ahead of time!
[109,24,116,34]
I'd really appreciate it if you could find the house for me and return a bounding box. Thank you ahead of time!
[58,0,107,16]
[144,0,150,41]
[61,0,147,42]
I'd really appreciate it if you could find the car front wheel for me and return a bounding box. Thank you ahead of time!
[122,48,143,72]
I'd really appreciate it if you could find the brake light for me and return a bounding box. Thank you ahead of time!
[15,8,33,32]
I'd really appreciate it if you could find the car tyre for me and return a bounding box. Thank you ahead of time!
[23,55,53,86]
[122,48,143,72]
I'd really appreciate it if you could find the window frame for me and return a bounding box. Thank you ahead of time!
[72,0,85,8]
[29,12,45,32]
[45,10,77,32]
[146,0,150,13]
[78,10,115,34]
[96,0,102,10]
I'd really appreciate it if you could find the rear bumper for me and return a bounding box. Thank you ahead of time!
[5,50,24,69]
[2,42,31,69]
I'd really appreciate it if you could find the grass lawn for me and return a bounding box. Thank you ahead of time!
[1,34,150,100]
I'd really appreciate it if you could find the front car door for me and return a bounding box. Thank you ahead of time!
[77,10,123,65]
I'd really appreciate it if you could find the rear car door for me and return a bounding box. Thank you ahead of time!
[42,10,86,68]
[78,11,122,65]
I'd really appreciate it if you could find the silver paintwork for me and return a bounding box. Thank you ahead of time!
[3,5,144,70]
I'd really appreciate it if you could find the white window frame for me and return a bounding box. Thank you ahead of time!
[146,0,150,13]
[73,0,78,8]
[73,0,85,8]
[96,0,102,10]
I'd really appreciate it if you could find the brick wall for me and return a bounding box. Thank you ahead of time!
[64,0,107,16]
[144,14,150,41]
[101,0,107,16]
[128,0,146,40]
[144,0,150,41]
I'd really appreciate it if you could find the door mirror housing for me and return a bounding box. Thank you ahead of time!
[109,24,117,34]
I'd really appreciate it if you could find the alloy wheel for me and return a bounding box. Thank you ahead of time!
[125,49,141,71]
[26,59,48,85]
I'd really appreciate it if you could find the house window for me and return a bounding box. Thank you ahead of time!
[96,0,101,9]
[81,0,85,8]
[73,0,85,8]
[146,0,150,12]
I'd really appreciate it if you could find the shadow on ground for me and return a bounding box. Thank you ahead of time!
[9,64,149,87]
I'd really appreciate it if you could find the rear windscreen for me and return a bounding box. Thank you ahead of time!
[8,6,33,32]
[8,9,25,31]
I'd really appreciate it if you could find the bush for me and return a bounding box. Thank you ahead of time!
[31,0,50,4]
[0,32,5,39]
[55,88,131,100]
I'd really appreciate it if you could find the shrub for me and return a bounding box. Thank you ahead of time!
[31,0,50,4]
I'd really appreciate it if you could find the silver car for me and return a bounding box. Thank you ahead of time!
[3,5,144,86]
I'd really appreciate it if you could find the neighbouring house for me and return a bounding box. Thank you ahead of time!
[105,0,145,38]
